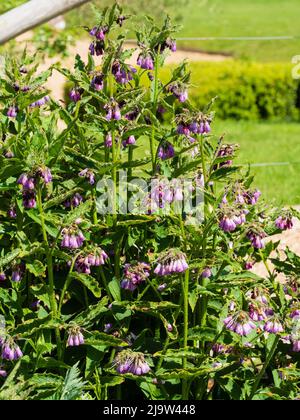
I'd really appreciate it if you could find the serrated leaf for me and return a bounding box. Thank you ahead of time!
[12,316,60,337]
[26,260,46,278]
[85,331,128,348]
[71,272,101,298]
[73,296,109,327]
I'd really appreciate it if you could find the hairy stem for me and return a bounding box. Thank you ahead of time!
[150,52,160,175]
[37,184,61,359]
[249,335,280,399]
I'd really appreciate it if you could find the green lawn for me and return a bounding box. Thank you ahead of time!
[67,0,300,62]
[213,120,300,205]
[175,0,300,62]
[2,1,300,62]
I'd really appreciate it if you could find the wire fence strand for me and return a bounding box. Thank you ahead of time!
[127,36,300,42]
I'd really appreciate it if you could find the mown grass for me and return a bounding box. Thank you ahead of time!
[213,120,300,205]
[175,0,300,62]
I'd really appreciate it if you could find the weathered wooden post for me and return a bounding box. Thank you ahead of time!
[0,0,91,44]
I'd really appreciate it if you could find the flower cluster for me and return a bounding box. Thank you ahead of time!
[158,142,175,160]
[224,311,256,336]
[144,178,184,213]
[137,53,154,70]
[61,224,85,249]
[168,83,188,103]
[275,213,293,231]
[216,144,236,167]
[104,99,121,121]
[64,193,83,208]
[242,189,261,206]
[74,248,108,274]
[17,167,52,209]
[112,60,137,84]
[67,327,85,347]
[154,249,188,276]
[122,135,136,147]
[121,262,151,291]
[11,264,25,283]
[79,168,95,185]
[114,350,150,376]
[176,115,212,138]
[88,25,108,56]
[91,73,104,91]
[218,206,247,232]
[219,213,246,232]
[247,228,266,249]
[1,339,23,361]
[30,95,50,108]
[7,106,18,118]
[224,288,287,339]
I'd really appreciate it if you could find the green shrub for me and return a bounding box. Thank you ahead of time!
[161,61,299,120]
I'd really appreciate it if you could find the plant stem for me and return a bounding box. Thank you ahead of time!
[150,52,160,175]
[99,266,113,302]
[179,216,190,399]
[156,294,183,370]
[58,253,79,313]
[111,128,117,222]
[182,269,190,400]
[200,135,206,186]
[37,184,61,359]
[37,186,57,316]
[128,145,133,179]
[92,187,98,225]
[249,335,279,400]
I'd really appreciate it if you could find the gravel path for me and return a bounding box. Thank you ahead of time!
[252,210,300,278]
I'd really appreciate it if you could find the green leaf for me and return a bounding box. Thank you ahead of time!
[85,331,128,348]
[26,260,46,278]
[108,277,121,302]
[157,364,230,380]
[187,326,216,342]
[64,200,92,225]
[27,210,59,237]
[128,301,179,311]
[0,248,21,267]
[12,316,60,337]
[44,188,82,210]
[73,297,109,327]
[98,376,125,387]
[188,288,198,312]
[56,363,86,400]
[154,348,204,359]
[210,165,241,181]
[71,272,102,298]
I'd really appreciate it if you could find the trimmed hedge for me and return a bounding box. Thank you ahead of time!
[162,61,299,120]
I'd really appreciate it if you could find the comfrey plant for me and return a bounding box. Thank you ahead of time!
[0,3,299,401]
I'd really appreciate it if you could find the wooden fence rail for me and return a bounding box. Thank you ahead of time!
[0,0,91,45]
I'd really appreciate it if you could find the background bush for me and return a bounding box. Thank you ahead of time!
[161,62,299,121]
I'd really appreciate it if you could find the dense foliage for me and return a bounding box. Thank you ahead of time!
[0,3,299,400]
[161,62,299,121]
